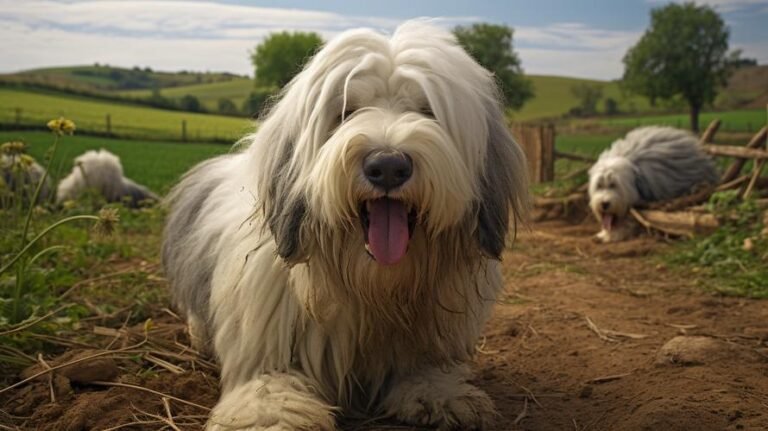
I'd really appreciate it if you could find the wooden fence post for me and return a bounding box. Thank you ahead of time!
[106,114,111,134]
[512,123,555,184]
[15,108,21,125]
[181,120,187,142]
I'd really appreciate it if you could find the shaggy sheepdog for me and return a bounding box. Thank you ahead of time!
[588,126,718,242]
[1,154,51,206]
[162,21,529,430]
[56,149,157,207]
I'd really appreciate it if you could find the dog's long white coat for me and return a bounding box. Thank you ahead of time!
[163,21,529,430]
[56,149,157,206]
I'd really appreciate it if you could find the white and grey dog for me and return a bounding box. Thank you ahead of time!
[588,126,718,242]
[1,154,51,206]
[162,21,529,430]
[56,149,157,207]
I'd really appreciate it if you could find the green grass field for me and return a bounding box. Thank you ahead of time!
[592,109,766,133]
[0,88,253,142]
[1,131,231,193]
[120,78,255,111]
[556,133,621,156]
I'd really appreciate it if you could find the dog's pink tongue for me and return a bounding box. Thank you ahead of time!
[602,214,614,232]
[367,198,409,265]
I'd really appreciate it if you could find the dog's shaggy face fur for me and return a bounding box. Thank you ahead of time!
[588,126,718,242]
[163,21,529,430]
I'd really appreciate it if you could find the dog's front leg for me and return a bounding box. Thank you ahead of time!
[207,373,336,431]
[379,364,496,430]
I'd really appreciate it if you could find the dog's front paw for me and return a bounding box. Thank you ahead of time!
[594,229,611,243]
[207,375,336,431]
[382,367,496,430]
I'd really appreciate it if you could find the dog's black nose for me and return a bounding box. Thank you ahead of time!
[601,201,610,211]
[363,151,412,190]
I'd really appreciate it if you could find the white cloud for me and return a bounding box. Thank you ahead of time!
[516,23,640,51]
[513,23,642,80]
[0,0,646,80]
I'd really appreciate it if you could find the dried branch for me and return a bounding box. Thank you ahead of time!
[721,126,767,183]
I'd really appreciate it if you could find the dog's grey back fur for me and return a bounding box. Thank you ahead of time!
[161,156,233,321]
[600,126,719,202]
[122,178,159,207]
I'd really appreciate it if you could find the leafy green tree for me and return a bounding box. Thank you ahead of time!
[604,97,620,116]
[453,23,534,110]
[179,94,202,112]
[570,83,603,116]
[622,3,731,132]
[242,88,276,117]
[217,98,238,116]
[251,32,323,88]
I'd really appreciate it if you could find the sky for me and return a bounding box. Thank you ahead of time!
[1,0,766,80]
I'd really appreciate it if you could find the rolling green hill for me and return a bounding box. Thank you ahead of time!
[0,88,252,142]
[4,65,245,92]
[119,78,255,111]
[6,64,765,122]
[121,74,652,120]
[512,75,652,121]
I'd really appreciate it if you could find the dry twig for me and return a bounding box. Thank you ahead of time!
[586,372,632,384]
[513,397,528,425]
[0,304,74,337]
[585,316,618,343]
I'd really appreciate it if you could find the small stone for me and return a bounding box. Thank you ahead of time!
[578,385,593,399]
[655,336,727,366]
[655,336,761,366]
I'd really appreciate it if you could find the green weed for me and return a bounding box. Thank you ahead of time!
[665,191,768,298]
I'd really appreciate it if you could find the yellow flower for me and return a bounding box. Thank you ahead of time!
[1,141,26,155]
[18,154,35,170]
[47,117,76,135]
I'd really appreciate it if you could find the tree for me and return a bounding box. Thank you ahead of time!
[179,94,202,112]
[570,83,603,116]
[242,88,276,117]
[453,23,534,110]
[622,3,731,132]
[604,98,620,116]
[251,32,323,88]
[217,98,239,116]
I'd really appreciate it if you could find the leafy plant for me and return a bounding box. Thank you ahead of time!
[666,191,768,298]
[1,118,117,329]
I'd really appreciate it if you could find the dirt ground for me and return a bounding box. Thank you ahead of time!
[3,220,767,430]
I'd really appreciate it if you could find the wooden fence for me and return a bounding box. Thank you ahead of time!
[511,123,556,184]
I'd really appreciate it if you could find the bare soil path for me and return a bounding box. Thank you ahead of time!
[3,220,767,430]
[482,220,768,430]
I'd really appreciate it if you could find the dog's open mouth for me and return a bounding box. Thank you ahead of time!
[360,198,416,265]
[601,213,619,232]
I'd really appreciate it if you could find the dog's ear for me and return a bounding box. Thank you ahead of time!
[261,138,308,264]
[267,190,306,262]
[475,107,530,259]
